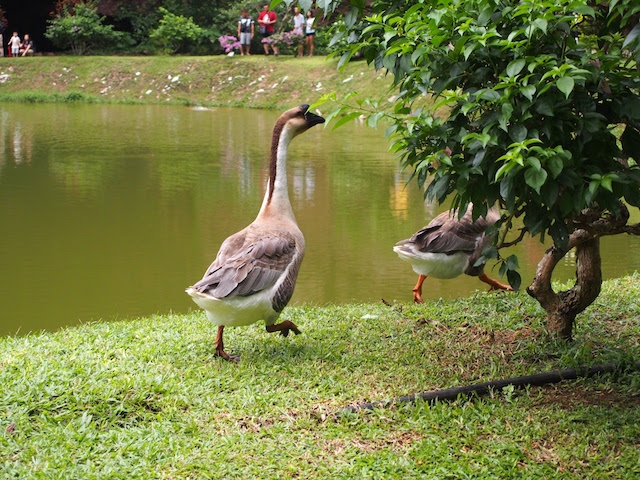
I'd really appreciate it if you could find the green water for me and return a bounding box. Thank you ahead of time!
[1,103,639,335]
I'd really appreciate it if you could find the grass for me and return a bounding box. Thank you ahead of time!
[0,55,392,111]
[1,276,639,478]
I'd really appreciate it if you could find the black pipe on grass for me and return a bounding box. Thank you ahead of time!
[341,361,640,414]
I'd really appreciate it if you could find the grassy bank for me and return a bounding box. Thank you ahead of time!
[0,55,390,110]
[1,276,639,478]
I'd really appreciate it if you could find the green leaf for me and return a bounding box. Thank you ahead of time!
[506,58,526,78]
[525,168,548,194]
[601,175,617,192]
[509,124,527,142]
[366,112,384,128]
[527,156,541,171]
[475,89,500,102]
[547,155,564,178]
[621,126,640,159]
[332,112,362,130]
[556,77,574,99]
[519,85,536,101]
[533,18,548,34]
[507,269,521,291]
[573,5,595,16]
[345,8,359,28]
[622,22,640,48]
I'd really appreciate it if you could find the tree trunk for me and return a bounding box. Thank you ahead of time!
[527,234,602,340]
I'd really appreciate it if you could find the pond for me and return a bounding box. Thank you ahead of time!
[1,103,639,336]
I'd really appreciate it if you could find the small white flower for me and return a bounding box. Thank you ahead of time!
[171,75,180,82]
[135,72,141,76]
[145,90,152,95]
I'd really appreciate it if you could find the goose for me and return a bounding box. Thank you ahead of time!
[186,104,325,361]
[393,203,513,303]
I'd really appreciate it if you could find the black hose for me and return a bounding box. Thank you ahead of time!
[340,360,640,414]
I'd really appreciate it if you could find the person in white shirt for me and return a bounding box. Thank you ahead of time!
[305,10,316,57]
[292,6,305,57]
[7,32,21,57]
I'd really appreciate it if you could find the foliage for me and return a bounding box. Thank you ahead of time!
[0,6,7,34]
[1,277,639,477]
[148,6,203,54]
[101,0,164,48]
[45,1,132,55]
[316,0,640,288]
[218,34,240,53]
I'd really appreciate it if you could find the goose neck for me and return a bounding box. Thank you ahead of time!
[258,126,296,220]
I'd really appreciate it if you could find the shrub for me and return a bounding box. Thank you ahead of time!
[149,7,203,55]
[45,2,130,55]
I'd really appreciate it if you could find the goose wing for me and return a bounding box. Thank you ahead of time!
[192,230,300,299]
[403,208,496,255]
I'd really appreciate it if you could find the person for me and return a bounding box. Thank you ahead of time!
[20,33,34,56]
[237,9,254,56]
[292,5,305,57]
[7,31,20,58]
[305,10,316,57]
[257,3,278,56]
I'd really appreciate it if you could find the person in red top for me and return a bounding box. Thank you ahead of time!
[257,3,278,56]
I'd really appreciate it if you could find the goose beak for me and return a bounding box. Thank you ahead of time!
[300,104,325,128]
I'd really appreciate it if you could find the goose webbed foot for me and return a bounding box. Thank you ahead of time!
[412,274,427,304]
[266,320,301,337]
[479,273,514,292]
[214,326,240,363]
[214,348,240,363]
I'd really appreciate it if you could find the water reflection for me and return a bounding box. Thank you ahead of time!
[0,103,639,336]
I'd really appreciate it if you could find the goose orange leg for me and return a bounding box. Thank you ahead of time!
[479,273,513,292]
[266,320,301,337]
[412,274,427,304]
[214,326,240,362]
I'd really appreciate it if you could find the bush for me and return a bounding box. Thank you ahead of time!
[149,7,203,55]
[45,2,131,55]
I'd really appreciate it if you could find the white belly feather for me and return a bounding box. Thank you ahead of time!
[186,287,281,327]
[393,245,469,279]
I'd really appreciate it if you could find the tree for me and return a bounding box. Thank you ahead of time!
[311,0,640,340]
[45,1,131,55]
[148,6,203,54]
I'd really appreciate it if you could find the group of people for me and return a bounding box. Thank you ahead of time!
[6,32,34,57]
[237,4,315,57]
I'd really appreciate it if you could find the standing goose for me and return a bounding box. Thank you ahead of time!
[186,105,325,361]
[394,203,513,303]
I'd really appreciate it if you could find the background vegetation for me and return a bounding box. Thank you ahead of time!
[1,0,335,56]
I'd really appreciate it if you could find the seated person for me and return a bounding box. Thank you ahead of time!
[20,34,34,56]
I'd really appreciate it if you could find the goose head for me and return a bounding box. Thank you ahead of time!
[272,104,325,144]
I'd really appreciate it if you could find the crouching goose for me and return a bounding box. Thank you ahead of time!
[186,105,325,361]
[393,203,513,303]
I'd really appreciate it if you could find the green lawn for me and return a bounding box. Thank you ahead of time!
[0,55,391,111]
[1,276,639,478]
